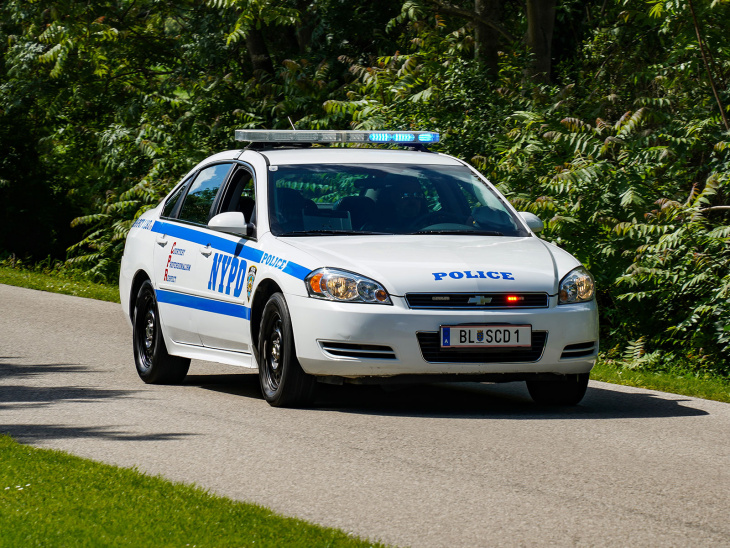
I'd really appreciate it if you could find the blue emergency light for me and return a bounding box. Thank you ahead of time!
[234,129,440,146]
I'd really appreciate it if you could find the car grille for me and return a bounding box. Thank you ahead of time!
[405,293,549,309]
[416,331,548,363]
[560,341,597,359]
[319,341,397,360]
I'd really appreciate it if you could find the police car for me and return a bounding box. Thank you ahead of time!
[120,130,598,407]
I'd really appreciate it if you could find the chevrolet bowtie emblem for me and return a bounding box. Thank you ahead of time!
[468,296,492,305]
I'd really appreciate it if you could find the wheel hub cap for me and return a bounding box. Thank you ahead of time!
[270,331,281,369]
[144,310,155,350]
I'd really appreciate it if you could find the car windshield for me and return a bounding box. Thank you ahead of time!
[267,164,529,237]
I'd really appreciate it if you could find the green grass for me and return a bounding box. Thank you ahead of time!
[0,435,385,547]
[0,265,120,303]
[591,360,730,404]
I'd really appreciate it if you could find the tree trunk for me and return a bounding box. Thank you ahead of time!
[525,0,556,83]
[246,28,274,74]
[474,0,501,79]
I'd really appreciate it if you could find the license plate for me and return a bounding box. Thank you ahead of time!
[440,325,532,348]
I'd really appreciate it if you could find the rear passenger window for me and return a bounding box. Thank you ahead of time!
[178,164,232,225]
[161,180,189,219]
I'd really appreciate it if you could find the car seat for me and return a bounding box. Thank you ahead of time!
[235,196,256,223]
[333,196,376,229]
[275,188,317,232]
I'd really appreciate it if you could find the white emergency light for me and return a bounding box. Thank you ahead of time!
[234,129,440,145]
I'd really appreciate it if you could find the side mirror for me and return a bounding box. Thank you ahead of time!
[518,212,544,233]
[208,212,255,237]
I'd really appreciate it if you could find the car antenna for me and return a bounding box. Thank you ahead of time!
[288,117,296,130]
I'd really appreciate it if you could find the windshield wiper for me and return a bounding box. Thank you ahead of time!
[411,229,504,236]
[279,229,394,236]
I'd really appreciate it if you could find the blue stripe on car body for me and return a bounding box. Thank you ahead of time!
[156,289,252,320]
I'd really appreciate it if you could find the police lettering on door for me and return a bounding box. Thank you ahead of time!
[208,253,247,297]
[261,252,287,270]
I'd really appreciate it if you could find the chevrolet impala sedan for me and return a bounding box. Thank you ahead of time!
[120,130,598,407]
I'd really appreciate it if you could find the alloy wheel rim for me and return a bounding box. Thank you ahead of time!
[264,314,283,392]
[138,294,155,370]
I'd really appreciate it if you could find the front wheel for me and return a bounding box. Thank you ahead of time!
[258,292,316,407]
[133,280,190,384]
[526,373,589,406]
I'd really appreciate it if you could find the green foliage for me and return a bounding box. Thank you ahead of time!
[1,0,729,376]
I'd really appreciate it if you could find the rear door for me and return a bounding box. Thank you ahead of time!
[153,163,234,345]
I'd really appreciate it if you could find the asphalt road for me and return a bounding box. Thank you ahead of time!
[1,283,729,547]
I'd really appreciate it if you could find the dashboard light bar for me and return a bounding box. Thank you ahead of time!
[235,129,439,145]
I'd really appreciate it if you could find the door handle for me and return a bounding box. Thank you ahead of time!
[200,245,213,257]
[156,235,168,247]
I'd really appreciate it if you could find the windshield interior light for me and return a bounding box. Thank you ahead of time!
[235,130,439,146]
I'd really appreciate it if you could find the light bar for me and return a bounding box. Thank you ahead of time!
[234,129,440,146]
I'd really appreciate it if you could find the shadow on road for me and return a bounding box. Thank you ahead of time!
[183,372,710,420]
[0,384,134,409]
[0,359,195,444]
[0,361,135,411]
[185,373,263,399]
[318,382,711,420]
[0,360,88,379]
[0,424,194,444]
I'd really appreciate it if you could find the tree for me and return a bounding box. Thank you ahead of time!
[474,0,502,76]
[525,0,556,83]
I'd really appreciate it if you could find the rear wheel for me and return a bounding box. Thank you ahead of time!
[133,280,190,384]
[526,373,589,406]
[258,292,316,407]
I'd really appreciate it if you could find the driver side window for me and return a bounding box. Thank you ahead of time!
[219,167,257,224]
[178,163,232,225]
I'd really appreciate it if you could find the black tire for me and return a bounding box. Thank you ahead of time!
[526,373,589,406]
[133,280,190,384]
[258,292,316,407]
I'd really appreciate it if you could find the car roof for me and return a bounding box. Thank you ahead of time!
[250,147,464,166]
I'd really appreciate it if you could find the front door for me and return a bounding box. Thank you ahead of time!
[192,165,260,353]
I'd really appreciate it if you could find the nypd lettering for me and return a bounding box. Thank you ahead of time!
[432,271,515,281]
[208,252,247,297]
[261,252,288,270]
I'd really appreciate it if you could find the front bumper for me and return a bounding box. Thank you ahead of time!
[287,294,598,377]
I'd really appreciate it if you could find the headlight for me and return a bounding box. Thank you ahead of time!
[558,267,595,304]
[305,268,392,305]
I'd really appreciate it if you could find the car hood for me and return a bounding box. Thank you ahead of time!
[283,235,568,295]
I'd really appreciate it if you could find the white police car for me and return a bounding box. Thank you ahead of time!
[120,130,598,407]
